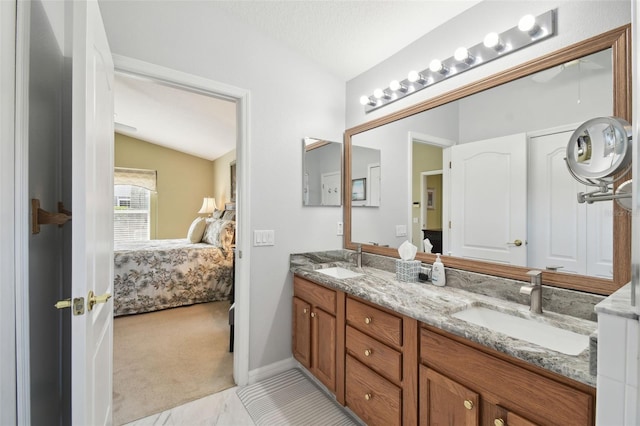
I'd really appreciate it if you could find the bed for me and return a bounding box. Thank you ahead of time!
[113,216,235,316]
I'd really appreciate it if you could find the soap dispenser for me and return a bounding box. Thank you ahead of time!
[431,254,446,287]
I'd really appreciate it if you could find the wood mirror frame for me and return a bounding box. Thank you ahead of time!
[344,25,631,296]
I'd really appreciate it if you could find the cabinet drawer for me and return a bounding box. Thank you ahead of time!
[421,328,593,426]
[294,276,336,314]
[346,325,402,383]
[346,355,401,426]
[346,297,402,347]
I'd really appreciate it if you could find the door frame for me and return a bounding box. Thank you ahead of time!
[1,0,19,424]
[112,54,252,387]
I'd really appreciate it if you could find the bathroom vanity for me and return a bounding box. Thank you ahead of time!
[290,251,599,425]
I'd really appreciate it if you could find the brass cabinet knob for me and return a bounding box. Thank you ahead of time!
[463,400,474,410]
[303,308,308,314]
[364,393,372,401]
[494,419,505,426]
[310,312,316,318]
[364,317,372,324]
[364,349,372,357]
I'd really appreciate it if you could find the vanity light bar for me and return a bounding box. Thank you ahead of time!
[360,10,556,113]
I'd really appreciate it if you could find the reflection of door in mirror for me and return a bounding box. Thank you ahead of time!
[302,138,342,206]
[528,126,612,278]
[448,133,528,266]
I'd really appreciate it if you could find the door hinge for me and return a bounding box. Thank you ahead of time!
[449,221,452,229]
[449,161,452,169]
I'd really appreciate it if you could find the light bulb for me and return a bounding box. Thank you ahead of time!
[407,70,426,84]
[429,59,448,75]
[483,32,504,51]
[454,47,474,65]
[373,88,384,99]
[389,80,407,92]
[359,95,372,106]
[518,14,539,35]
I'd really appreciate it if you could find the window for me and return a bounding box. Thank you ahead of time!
[113,167,157,243]
[114,185,151,242]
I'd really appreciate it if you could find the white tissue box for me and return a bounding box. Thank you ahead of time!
[396,259,420,282]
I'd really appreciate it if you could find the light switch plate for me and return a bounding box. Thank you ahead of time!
[396,225,407,237]
[254,230,275,246]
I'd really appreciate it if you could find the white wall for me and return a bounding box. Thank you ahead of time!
[97,1,345,371]
[346,0,631,128]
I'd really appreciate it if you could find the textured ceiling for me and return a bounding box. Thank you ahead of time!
[113,1,483,160]
[215,0,483,81]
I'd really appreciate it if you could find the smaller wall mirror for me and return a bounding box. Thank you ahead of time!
[303,137,342,206]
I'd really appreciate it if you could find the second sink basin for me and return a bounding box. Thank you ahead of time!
[317,267,363,279]
[452,306,589,356]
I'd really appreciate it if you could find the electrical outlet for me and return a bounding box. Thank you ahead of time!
[412,217,418,224]
[396,225,407,237]
[337,222,343,235]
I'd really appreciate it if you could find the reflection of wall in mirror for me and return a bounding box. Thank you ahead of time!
[304,142,341,206]
[351,146,380,207]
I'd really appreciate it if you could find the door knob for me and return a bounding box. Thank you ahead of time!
[507,239,523,247]
[87,290,112,311]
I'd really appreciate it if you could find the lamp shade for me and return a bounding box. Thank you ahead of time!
[198,197,217,215]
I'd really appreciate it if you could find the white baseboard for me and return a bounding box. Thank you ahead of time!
[247,357,297,384]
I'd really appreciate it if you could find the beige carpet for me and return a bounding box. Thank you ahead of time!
[113,301,235,425]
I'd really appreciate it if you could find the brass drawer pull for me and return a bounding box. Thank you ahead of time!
[303,308,308,314]
[494,419,505,426]
[364,349,372,357]
[464,400,474,410]
[364,317,372,324]
[310,312,316,318]
[364,393,372,401]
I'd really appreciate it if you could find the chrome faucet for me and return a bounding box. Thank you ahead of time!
[355,244,362,269]
[520,270,543,314]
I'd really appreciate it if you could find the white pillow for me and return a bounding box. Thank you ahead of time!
[187,217,207,243]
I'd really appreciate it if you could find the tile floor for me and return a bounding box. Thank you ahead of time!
[124,387,255,426]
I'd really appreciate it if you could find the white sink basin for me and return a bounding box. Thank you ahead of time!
[316,267,363,279]
[452,306,589,356]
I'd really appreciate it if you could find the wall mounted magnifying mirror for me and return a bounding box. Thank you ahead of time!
[303,137,342,206]
[344,26,631,295]
[565,116,632,209]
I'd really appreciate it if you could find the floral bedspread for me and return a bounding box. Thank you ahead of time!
[113,239,233,316]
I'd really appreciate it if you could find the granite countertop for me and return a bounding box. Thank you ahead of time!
[290,252,597,387]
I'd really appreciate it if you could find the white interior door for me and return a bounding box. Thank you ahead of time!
[321,171,340,206]
[528,130,586,274]
[450,133,527,265]
[528,129,613,278]
[71,1,114,424]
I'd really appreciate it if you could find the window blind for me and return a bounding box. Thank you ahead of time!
[114,184,151,242]
[114,167,157,192]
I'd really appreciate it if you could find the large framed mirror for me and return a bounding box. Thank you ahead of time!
[344,25,631,295]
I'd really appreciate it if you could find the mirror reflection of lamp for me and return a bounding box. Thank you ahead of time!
[198,197,217,217]
[565,117,632,210]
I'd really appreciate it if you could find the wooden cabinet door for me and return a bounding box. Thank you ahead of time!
[420,366,479,426]
[313,308,336,392]
[293,297,311,368]
[487,405,539,426]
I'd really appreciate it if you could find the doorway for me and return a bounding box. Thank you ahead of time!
[112,55,251,419]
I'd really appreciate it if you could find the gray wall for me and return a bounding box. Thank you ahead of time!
[28,1,71,424]
[98,1,346,371]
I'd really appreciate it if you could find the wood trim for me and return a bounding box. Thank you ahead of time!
[402,317,419,426]
[344,25,632,295]
[335,291,346,405]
